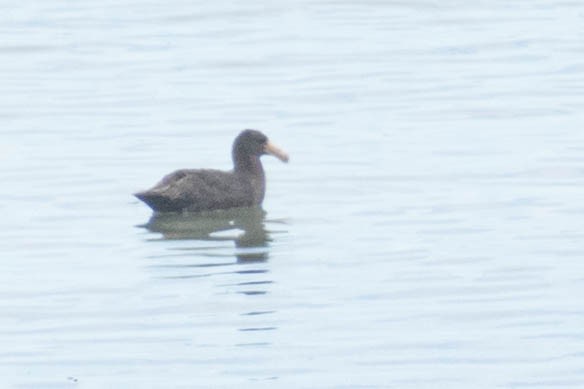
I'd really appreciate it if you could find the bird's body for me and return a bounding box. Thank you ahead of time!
[134,130,288,213]
[135,168,258,213]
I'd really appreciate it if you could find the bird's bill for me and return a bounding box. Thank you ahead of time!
[264,141,289,163]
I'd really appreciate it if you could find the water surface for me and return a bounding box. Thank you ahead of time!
[1,1,584,388]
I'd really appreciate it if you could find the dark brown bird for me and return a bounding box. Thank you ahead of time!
[134,130,289,213]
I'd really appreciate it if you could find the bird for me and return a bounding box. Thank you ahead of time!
[134,129,289,213]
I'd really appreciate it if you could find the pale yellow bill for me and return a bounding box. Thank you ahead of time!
[264,141,289,163]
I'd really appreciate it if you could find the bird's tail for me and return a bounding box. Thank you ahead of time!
[134,191,178,213]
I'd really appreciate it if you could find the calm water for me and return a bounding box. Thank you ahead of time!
[2,1,584,388]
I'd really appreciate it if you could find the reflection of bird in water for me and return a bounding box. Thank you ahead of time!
[134,130,289,213]
[140,207,271,263]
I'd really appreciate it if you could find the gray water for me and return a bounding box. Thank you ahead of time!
[2,1,584,388]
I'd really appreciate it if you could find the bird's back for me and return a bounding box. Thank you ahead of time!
[135,169,255,213]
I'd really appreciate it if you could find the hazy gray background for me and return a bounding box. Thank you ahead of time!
[1,1,584,388]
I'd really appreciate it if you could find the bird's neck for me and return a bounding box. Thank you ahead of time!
[234,154,266,204]
[234,154,264,178]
